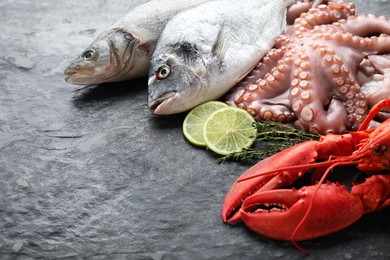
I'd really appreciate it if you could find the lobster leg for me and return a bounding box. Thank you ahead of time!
[240,174,390,242]
[351,174,390,212]
[222,134,358,223]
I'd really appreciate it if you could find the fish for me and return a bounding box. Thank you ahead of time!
[64,0,214,85]
[148,0,296,115]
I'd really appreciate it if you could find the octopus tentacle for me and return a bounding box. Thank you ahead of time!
[236,57,295,122]
[242,48,287,87]
[294,98,350,134]
[337,14,390,37]
[289,43,362,133]
[275,36,293,49]
[287,0,313,25]
[327,57,367,130]
[364,54,390,108]
[226,1,390,134]
[286,0,341,25]
[309,31,390,56]
[369,35,390,54]
[289,2,354,37]
[226,47,287,106]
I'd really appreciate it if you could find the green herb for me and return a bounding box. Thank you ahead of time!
[217,120,319,163]
[254,121,319,142]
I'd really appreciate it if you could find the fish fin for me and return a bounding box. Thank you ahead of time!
[212,24,230,70]
[236,63,257,82]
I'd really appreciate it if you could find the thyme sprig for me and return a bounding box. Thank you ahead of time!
[217,121,319,163]
[254,120,319,143]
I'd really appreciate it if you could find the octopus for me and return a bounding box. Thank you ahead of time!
[226,1,390,134]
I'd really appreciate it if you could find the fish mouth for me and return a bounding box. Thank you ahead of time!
[64,69,78,83]
[64,67,98,85]
[64,66,84,83]
[148,91,178,115]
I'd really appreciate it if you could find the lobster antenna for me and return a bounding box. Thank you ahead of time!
[237,159,338,183]
[290,159,364,254]
[358,99,389,131]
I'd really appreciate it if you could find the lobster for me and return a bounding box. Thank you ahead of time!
[222,98,390,253]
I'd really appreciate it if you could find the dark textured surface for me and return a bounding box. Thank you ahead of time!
[1,0,389,259]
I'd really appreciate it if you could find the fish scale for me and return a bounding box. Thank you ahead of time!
[65,0,214,85]
[148,0,296,115]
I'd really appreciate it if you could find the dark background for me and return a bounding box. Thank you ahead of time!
[0,0,389,259]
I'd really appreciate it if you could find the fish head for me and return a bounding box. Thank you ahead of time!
[148,42,212,115]
[65,29,145,85]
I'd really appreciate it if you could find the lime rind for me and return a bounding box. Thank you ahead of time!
[182,101,228,146]
[203,107,257,155]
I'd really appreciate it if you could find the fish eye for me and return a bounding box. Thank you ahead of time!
[81,49,96,61]
[156,64,171,80]
[124,33,134,41]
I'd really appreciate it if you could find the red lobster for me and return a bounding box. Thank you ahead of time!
[222,99,390,253]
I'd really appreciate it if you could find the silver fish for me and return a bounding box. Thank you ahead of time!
[148,0,296,115]
[64,0,213,85]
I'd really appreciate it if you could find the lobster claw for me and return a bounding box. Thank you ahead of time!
[240,183,364,241]
[222,98,390,252]
[222,135,355,223]
[222,140,320,223]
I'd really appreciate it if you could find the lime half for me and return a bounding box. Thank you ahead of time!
[203,107,257,155]
[183,101,228,146]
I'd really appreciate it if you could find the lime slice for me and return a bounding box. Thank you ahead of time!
[183,101,228,146]
[203,107,257,155]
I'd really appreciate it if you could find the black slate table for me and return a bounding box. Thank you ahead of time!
[1,0,389,259]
